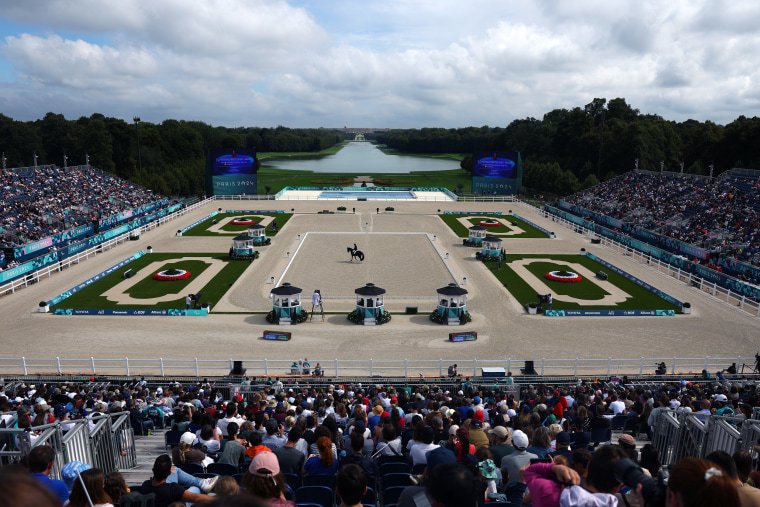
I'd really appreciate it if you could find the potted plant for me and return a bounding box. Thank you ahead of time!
[682,302,691,314]
[337,206,347,213]
[146,245,153,254]
[38,301,49,313]
[385,206,395,213]
[527,302,538,315]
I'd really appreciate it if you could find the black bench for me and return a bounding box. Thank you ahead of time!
[596,271,608,280]
[124,269,134,279]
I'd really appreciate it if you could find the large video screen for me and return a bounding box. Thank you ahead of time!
[206,148,258,196]
[472,151,522,196]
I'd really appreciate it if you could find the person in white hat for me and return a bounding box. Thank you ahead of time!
[501,430,538,487]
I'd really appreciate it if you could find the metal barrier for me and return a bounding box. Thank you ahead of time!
[674,413,708,464]
[652,410,681,466]
[0,411,134,477]
[703,415,742,457]
[61,419,95,469]
[651,410,760,466]
[740,419,760,455]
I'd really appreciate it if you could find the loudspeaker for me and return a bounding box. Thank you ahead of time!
[522,360,537,375]
[232,361,244,375]
[406,306,418,315]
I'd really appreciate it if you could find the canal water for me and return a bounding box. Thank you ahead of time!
[261,141,460,173]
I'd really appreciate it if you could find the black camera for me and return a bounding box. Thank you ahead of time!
[615,458,668,507]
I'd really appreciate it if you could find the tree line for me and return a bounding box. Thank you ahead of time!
[2,100,759,198]
[374,98,760,195]
[0,113,347,196]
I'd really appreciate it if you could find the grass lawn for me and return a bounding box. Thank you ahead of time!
[439,214,549,239]
[256,167,473,194]
[51,253,251,310]
[182,213,293,237]
[496,254,681,312]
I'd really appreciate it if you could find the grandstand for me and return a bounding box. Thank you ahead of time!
[564,170,760,268]
[1,188,760,502]
[1,164,166,269]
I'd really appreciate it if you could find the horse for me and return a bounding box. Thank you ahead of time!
[347,246,365,262]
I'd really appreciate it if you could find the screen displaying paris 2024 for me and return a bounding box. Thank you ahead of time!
[206,148,258,196]
[471,151,523,196]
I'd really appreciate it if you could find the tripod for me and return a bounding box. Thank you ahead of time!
[740,354,760,374]
[310,301,325,321]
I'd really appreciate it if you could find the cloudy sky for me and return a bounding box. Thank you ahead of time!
[0,0,758,128]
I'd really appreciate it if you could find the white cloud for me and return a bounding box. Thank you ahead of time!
[0,0,758,127]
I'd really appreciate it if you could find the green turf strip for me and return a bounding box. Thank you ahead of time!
[497,254,680,312]
[438,214,548,239]
[522,262,610,300]
[182,213,292,237]
[51,253,251,310]
[126,260,211,299]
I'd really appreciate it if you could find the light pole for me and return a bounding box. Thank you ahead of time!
[1,152,6,171]
[134,116,142,173]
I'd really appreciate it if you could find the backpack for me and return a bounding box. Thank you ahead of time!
[147,406,161,419]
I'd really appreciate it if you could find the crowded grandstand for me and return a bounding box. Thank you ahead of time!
[2,374,759,506]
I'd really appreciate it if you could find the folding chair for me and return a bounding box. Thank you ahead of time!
[303,474,337,489]
[176,462,204,475]
[294,486,334,507]
[207,462,239,476]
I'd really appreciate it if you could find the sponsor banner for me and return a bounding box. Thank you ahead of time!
[47,252,145,306]
[512,214,552,237]
[54,308,208,316]
[14,237,53,261]
[545,309,675,317]
[442,211,503,215]
[0,251,60,284]
[585,252,683,308]
[225,210,286,214]
[181,212,218,233]
[558,201,624,230]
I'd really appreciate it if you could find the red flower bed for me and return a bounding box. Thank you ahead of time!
[153,269,191,281]
[231,218,256,225]
[479,220,501,226]
[544,271,582,283]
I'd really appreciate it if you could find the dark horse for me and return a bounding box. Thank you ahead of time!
[347,246,365,262]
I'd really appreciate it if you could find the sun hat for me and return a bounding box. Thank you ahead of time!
[180,432,196,445]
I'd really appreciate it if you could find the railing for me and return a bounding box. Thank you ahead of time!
[214,195,275,200]
[651,409,756,467]
[456,195,519,203]
[0,412,134,478]
[541,209,760,318]
[0,196,216,298]
[0,356,749,377]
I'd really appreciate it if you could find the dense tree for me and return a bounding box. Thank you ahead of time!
[1,102,759,198]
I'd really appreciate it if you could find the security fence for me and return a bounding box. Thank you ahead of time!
[0,412,136,479]
[651,409,758,467]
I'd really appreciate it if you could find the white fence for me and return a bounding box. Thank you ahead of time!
[542,210,760,318]
[0,356,750,378]
[0,197,217,298]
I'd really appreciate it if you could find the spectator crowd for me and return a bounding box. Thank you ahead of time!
[565,172,760,269]
[2,373,760,506]
[1,165,161,251]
